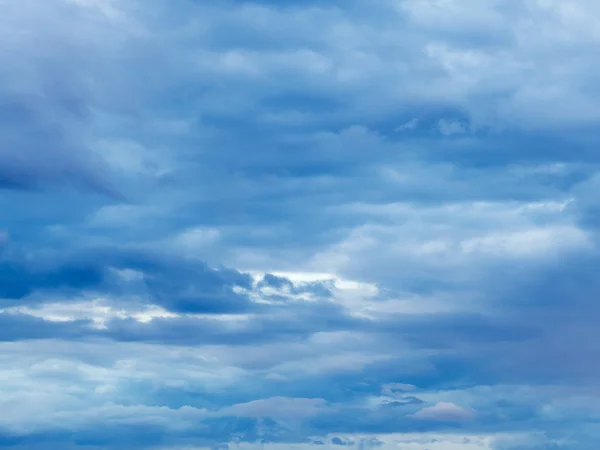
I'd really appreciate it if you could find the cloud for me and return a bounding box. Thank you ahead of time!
[332,437,355,446]
[218,397,328,422]
[381,383,416,396]
[0,0,133,197]
[395,118,419,132]
[412,402,476,422]
[2,0,600,448]
[437,119,467,136]
[0,313,90,341]
[0,246,259,314]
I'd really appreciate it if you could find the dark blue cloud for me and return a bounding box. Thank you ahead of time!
[332,437,355,446]
[258,274,294,290]
[0,246,257,314]
[0,313,90,341]
[0,257,105,300]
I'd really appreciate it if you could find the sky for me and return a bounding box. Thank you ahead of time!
[1,0,600,448]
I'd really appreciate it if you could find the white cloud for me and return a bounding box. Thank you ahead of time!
[412,402,475,422]
[309,200,589,288]
[7,299,177,328]
[395,118,420,132]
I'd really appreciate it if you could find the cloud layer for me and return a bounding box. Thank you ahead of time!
[2,0,600,448]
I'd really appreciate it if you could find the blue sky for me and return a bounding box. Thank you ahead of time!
[1,0,600,448]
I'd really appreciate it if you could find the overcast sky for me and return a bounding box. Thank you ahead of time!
[1,0,600,449]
